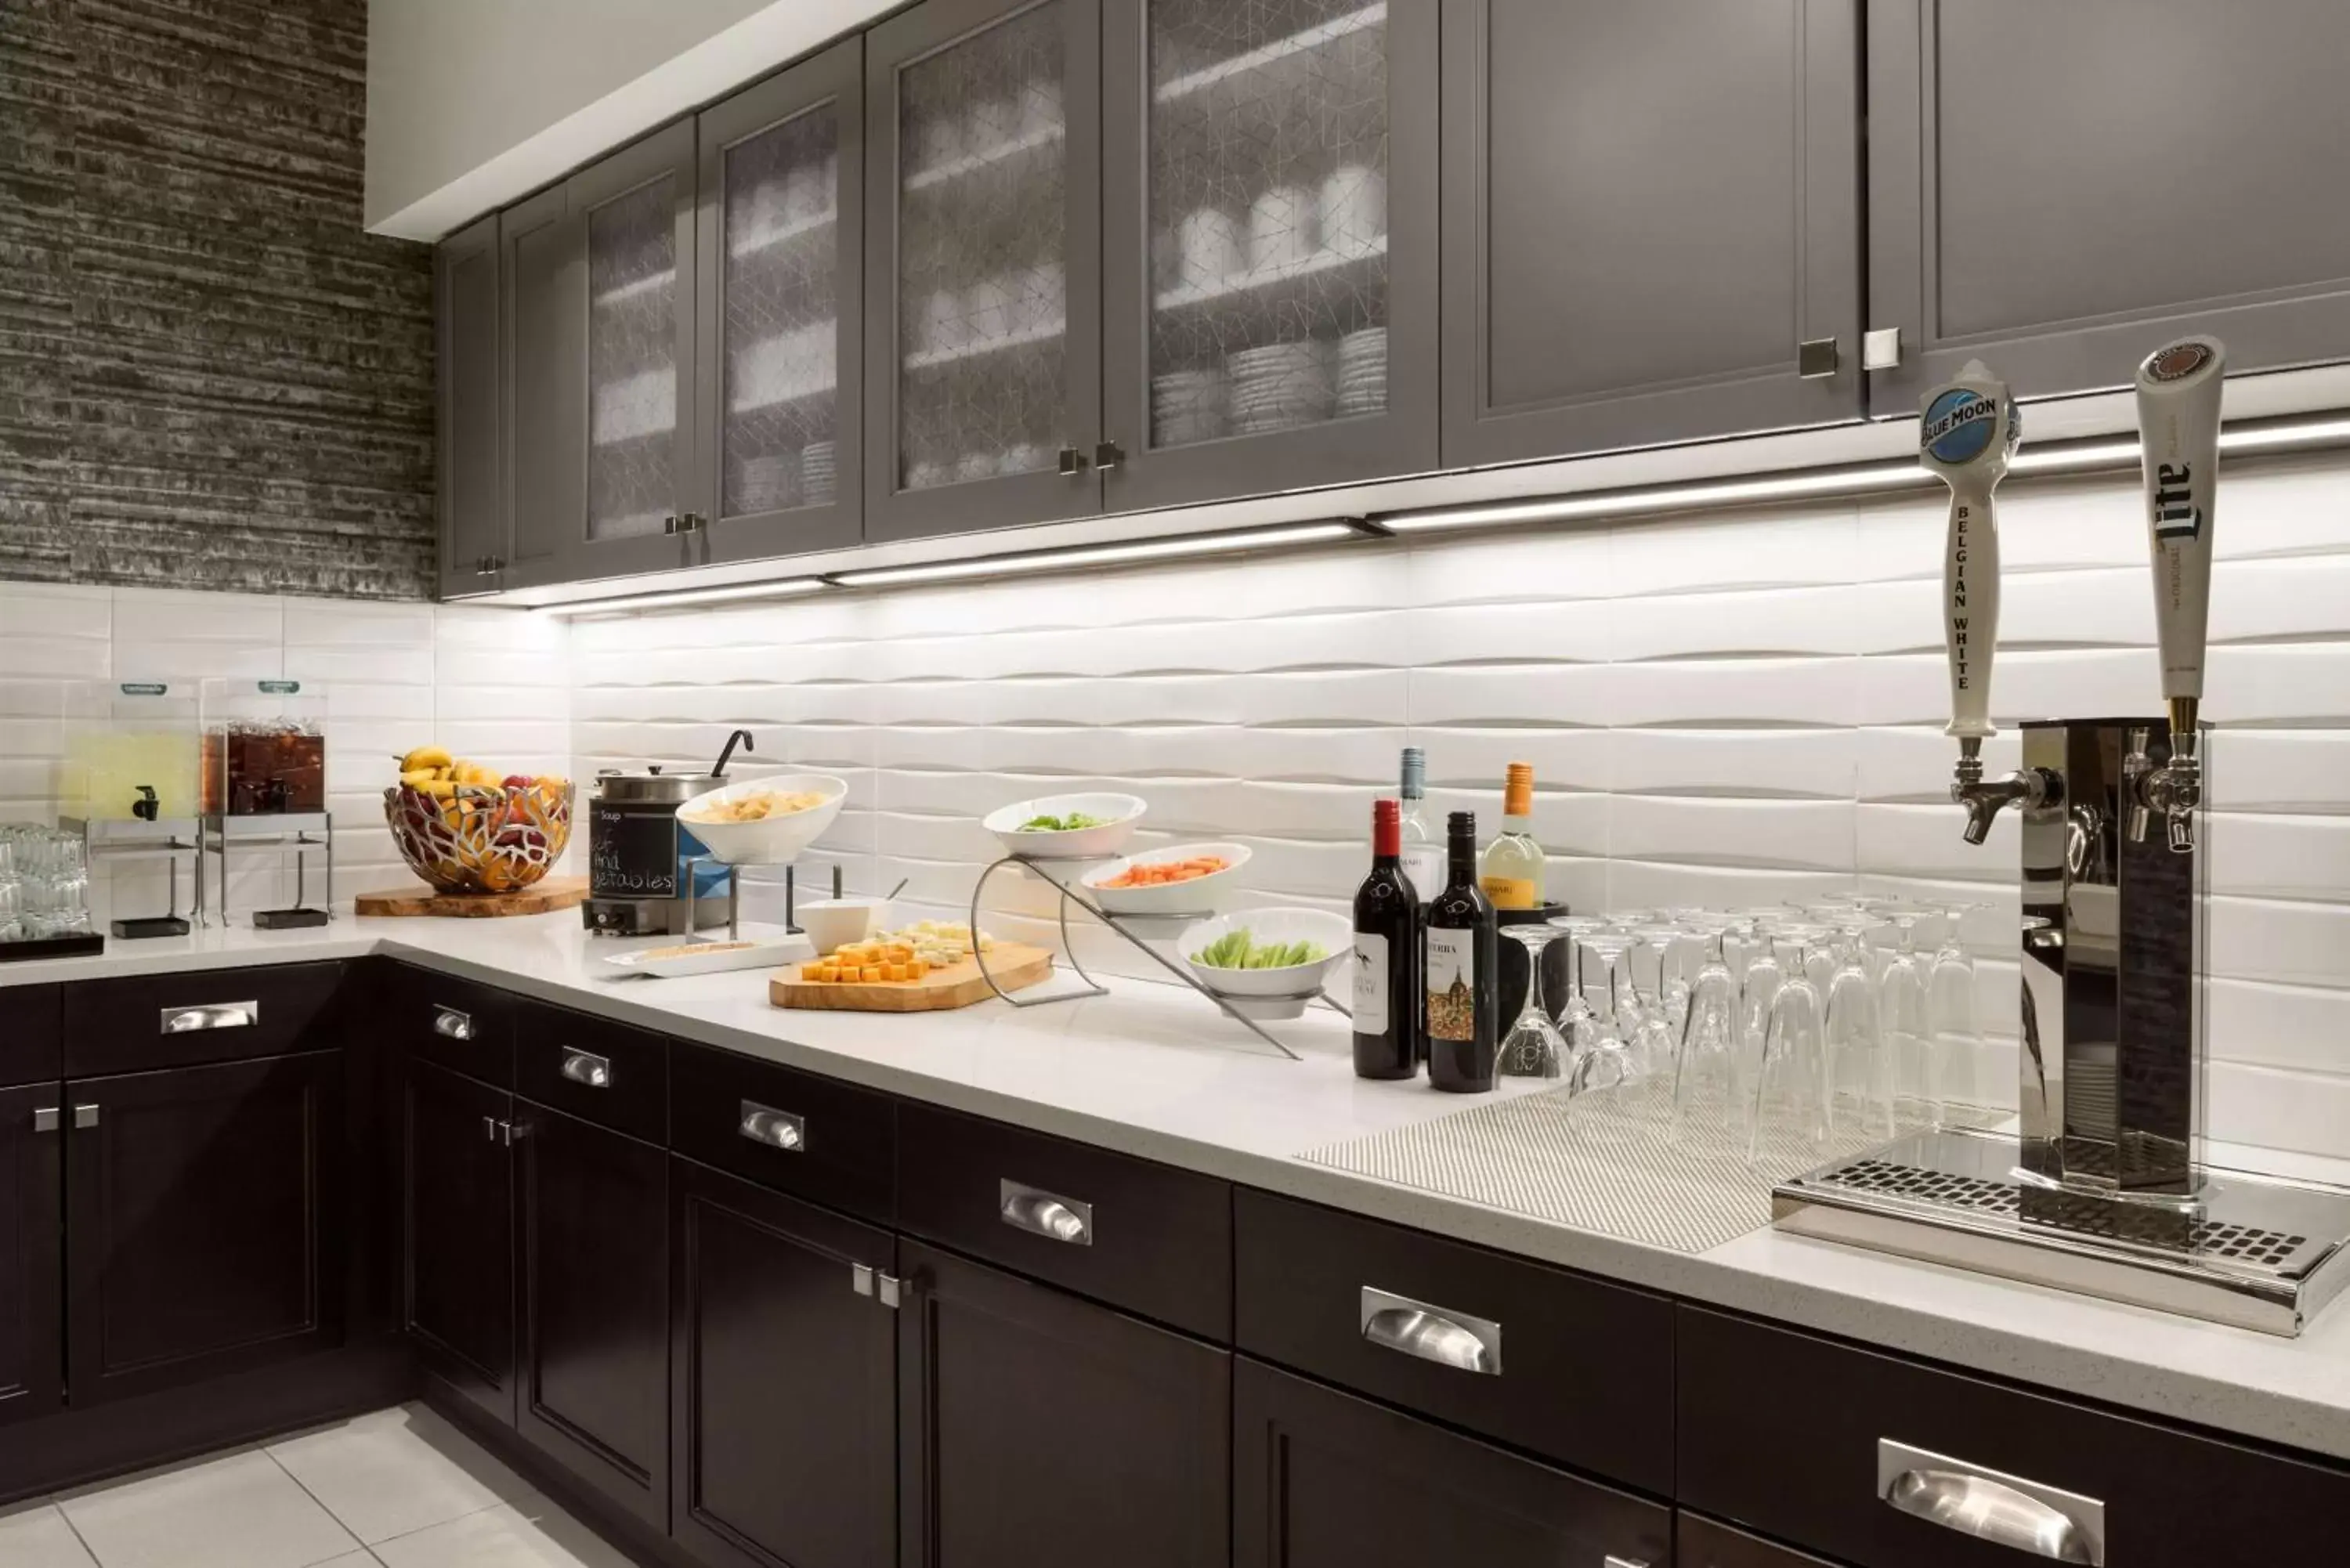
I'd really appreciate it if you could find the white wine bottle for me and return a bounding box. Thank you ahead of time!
[1478,761,1542,910]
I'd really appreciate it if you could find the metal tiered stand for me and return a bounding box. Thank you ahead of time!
[965,853,1347,1060]
[198,811,334,928]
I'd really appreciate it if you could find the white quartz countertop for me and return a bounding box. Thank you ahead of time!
[9,913,2350,1462]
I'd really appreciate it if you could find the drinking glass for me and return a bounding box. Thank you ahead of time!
[1672,927,1741,1134]
[1874,911,1935,1128]
[1496,925,1566,1079]
[1822,927,1891,1141]
[1566,928,1639,1097]
[1752,929,1831,1155]
[1927,901,1985,1117]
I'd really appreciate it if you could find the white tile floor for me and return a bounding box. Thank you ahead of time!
[0,1405,636,1568]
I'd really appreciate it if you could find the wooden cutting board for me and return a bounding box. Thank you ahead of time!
[770,943,1056,1011]
[356,876,589,918]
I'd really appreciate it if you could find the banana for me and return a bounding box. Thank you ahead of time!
[400,745,454,773]
[398,767,443,788]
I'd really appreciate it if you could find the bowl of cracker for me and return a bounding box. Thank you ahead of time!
[675,773,847,865]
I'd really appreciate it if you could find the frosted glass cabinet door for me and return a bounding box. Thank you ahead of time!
[1101,0,1439,512]
[696,37,864,562]
[865,0,1103,543]
[1867,0,2350,413]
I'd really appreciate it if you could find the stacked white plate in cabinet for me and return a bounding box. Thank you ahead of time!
[801,440,836,505]
[1336,327,1386,418]
[1152,367,1229,446]
[1227,340,1335,435]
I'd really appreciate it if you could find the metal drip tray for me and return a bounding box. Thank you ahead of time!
[1773,1128,2350,1335]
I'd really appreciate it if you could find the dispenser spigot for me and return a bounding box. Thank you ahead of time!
[1950,735,2050,846]
[2126,711,2201,854]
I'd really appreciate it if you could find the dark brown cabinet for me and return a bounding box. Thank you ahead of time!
[1441,0,1862,466]
[0,1082,63,1427]
[403,1057,517,1425]
[64,1051,345,1407]
[1679,1512,1842,1568]
[515,1102,671,1532]
[671,1156,895,1568]
[1233,1357,1671,1568]
[1864,0,2350,412]
[897,1239,1228,1568]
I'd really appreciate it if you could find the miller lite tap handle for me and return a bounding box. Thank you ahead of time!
[2135,337,2225,722]
[1918,361,2020,742]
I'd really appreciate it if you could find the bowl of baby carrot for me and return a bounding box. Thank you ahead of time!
[1078,841,1250,916]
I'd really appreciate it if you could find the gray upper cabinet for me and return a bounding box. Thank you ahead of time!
[1441,0,1864,467]
[1098,0,1440,513]
[503,122,701,587]
[1867,0,2350,414]
[436,215,505,598]
[694,38,865,564]
[863,0,1104,543]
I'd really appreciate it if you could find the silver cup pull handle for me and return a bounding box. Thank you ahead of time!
[1358,1286,1501,1375]
[432,1006,474,1041]
[161,1001,257,1033]
[559,1048,611,1089]
[1878,1440,2104,1565]
[999,1180,1092,1245]
[739,1101,804,1152]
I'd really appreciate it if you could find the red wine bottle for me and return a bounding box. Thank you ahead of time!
[1351,799,1423,1079]
[1424,810,1498,1093]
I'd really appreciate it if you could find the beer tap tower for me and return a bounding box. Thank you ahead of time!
[1775,338,2350,1335]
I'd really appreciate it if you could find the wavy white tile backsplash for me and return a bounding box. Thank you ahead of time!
[568,452,2350,1158]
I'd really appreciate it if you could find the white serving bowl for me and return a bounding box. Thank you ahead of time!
[982,793,1146,860]
[1079,841,1250,916]
[676,774,848,865]
[794,897,886,957]
[1177,907,1352,1020]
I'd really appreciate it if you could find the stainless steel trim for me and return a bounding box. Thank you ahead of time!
[1358,1285,1501,1375]
[739,1100,804,1152]
[1797,337,1839,378]
[31,1107,59,1133]
[852,1263,874,1297]
[161,1001,257,1033]
[1878,1439,2104,1564]
[877,1273,902,1309]
[559,1048,612,1089]
[999,1179,1093,1245]
[1601,1558,1650,1568]
[432,1006,475,1042]
[483,1115,498,1143]
[1862,326,1903,369]
[72,1104,99,1129]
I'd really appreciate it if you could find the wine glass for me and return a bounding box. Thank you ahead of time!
[1497,924,1566,1079]
[1566,927,1639,1097]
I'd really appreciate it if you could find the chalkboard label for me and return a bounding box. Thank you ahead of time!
[258,680,301,695]
[589,804,679,898]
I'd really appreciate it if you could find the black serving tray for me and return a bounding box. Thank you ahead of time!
[0,932,105,963]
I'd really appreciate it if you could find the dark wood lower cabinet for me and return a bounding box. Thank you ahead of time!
[897,1239,1228,1568]
[671,1157,895,1568]
[1679,1512,1842,1567]
[0,1082,63,1426]
[517,1101,670,1532]
[65,1052,344,1406]
[404,1057,516,1425]
[1234,1357,1670,1568]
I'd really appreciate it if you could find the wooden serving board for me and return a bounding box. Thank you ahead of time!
[356,876,588,918]
[770,943,1055,1012]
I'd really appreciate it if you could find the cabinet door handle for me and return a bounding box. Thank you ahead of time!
[739,1100,804,1152]
[851,1263,875,1297]
[1863,326,1903,370]
[1878,1440,2104,1564]
[72,1104,99,1129]
[1093,439,1124,471]
[1797,337,1839,379]
[498,1119,532,1146]
[559,1048,611,1089]
[32,1107,59,1133]
[1359,1286,1501,1375]
[483,1115,499,1143]
[161,1001,257,1033]
[432,1006,475,1041]
[1602,1559,1650,1568]
[999,1179,1092,1245]
[1056,446,1088,477]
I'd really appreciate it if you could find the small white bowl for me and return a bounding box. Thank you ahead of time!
[982,793,1146,860]
[678,774,847,865]
[1177,907,1352,1020]
[795,898,885,957]
[1080,842,1249,916]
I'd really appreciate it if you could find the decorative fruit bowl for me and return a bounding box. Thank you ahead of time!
[383,763,574,896]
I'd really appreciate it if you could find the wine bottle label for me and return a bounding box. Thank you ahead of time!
[1425,927,1477,1042]
[1350,931,1390,1035]
[1400,845,1446,898]
[1480,875,1537,909]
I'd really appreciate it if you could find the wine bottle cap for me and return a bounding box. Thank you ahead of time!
[1399,746,1426,800]
[1448,809,1477,841]
[1371,797,1400,856]
[1503,761,1534,818]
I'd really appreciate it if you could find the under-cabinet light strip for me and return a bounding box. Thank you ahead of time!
[828,521,1361,587]
[540,577,831,616]
[1381,412,2350,533]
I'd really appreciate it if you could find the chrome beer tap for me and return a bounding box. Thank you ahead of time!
[1919,362,2048,844]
